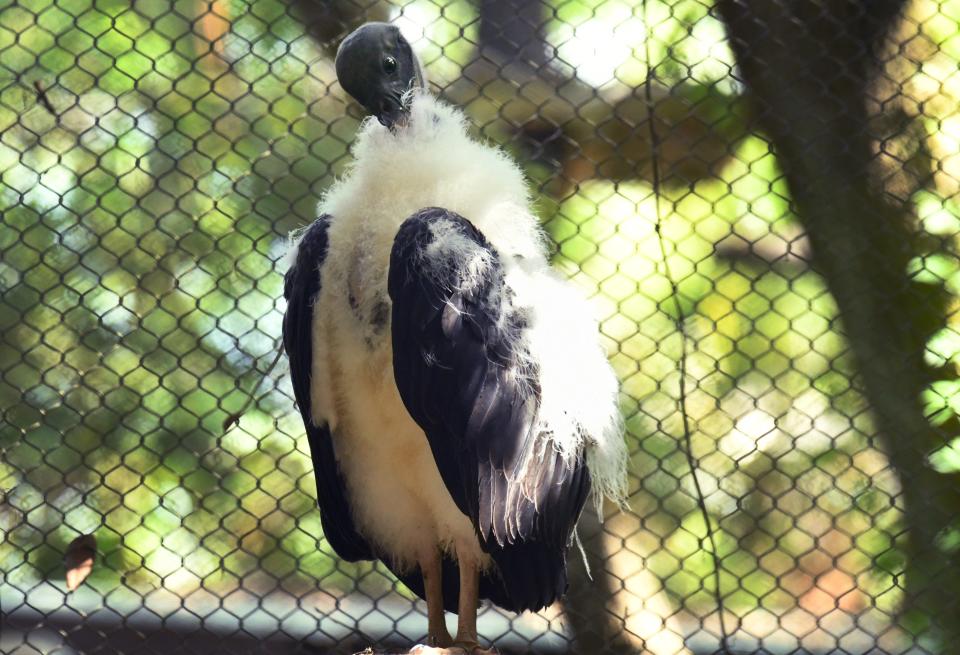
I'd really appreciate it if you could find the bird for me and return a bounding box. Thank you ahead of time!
[282,22,627,654]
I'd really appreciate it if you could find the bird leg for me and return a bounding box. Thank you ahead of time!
[453,558,499,654]
[421,550,453,647]
[454,558,478,646]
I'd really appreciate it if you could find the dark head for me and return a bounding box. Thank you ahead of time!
[335,23,425,129]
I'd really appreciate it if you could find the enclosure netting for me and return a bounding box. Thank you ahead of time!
[2,0,960,653]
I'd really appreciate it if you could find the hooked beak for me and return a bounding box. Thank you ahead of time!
[376,92,409,130]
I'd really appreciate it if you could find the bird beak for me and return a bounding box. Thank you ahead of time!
[376,94,410,130]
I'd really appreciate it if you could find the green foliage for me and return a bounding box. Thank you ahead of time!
[1,0,960,647]
[0,0,359,598]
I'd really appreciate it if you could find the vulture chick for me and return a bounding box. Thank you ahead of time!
[283,22,627,654]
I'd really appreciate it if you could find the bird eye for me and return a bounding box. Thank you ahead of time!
[383,56,397,74]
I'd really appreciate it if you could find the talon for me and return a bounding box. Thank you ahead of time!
[426,634,453,648]
[452,642,498,655]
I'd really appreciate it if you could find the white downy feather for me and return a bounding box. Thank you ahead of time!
[286,92,627,570]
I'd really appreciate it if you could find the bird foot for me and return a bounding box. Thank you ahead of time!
[453,642,500,655]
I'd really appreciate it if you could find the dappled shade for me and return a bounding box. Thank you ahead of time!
[2,0,960,653]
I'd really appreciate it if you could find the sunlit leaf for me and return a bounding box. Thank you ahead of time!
[64,534,96,591]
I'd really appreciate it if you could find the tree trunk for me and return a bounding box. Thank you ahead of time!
[715,1,960,650]
[563,506,636,654]
[284,0,389,53]
[477,0,550,68]
[473,1,649,649]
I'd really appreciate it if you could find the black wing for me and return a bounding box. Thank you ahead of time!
[388,207,591,612]
[283,216,374,562]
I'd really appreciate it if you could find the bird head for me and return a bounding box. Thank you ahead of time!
[335,23,425,130]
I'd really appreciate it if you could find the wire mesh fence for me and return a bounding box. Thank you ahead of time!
[2,0,960,653]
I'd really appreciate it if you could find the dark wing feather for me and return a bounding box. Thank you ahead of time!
[283,216,374,562]
[388,207,591,612]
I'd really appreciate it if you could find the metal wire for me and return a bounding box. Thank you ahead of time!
[642,0,729,649]
[1,0,959,653]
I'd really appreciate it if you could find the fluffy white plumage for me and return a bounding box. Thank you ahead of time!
[288,91,626,571]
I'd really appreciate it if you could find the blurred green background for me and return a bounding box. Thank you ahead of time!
[1,0,959,652]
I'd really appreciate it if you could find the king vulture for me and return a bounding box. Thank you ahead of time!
[283,22,627,653]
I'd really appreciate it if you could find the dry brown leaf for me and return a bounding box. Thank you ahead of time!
[65,534,96,591]
[222,412,242,432]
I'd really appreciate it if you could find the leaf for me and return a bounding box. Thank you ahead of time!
[222,412,242,432]
[929,436,960,473]
[65,534,96,592]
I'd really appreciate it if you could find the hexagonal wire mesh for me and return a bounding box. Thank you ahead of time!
[2,0,960,653]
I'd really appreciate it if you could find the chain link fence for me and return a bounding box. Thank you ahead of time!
[2,0,960,653]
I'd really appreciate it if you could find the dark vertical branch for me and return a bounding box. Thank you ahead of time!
[471,0,648,649]
[564,507,636,654]
[715,0,960,648]
[284,0,389,53]
[477,0,550,68]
